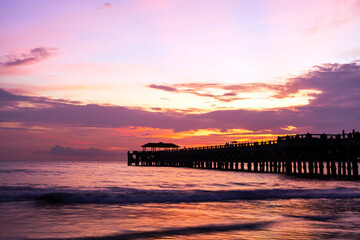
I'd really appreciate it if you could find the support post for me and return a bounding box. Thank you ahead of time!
[319,161,324,175]
[353,161,358,177]
[297,161,302,174]
[286,161,292,174]
[331,161,337,176]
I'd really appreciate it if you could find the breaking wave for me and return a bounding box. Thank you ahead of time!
[1,186,360,204]
[30,221,273,240]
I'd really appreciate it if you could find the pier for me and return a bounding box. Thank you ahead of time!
[128,131,360,179]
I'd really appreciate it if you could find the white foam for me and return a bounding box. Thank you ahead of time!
[1,186,360,204]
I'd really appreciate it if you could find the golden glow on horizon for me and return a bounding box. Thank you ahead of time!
[105,147,128,150]
[116,126,254,139]
[115,126,283,148]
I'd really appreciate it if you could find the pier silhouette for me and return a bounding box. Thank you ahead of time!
[128,131,360,179]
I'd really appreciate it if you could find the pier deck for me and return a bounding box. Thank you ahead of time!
[128,131,360,178]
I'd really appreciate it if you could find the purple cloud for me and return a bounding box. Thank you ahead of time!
[148,84,178,92]
[147,61,360,105]
[279,62,360,107]
[0,61,359,133]
[97,2,112,10]
[0,47,57,67]
[147,82,278,102]
[39,145,118,157]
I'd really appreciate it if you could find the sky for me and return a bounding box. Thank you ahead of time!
[0,0,360,161]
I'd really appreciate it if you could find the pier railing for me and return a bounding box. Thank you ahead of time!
[137,132,360,153]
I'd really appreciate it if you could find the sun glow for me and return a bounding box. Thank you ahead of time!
[281,125,297,131]
[115,126,281,148]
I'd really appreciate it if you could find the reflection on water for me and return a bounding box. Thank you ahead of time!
[0,160,359,240]
[2,199,359,239]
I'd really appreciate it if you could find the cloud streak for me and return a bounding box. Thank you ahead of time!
[148,82,286,102]
[148,84,178,92]
[39,145,119,157]
[147,61,360,105]
[0,47,57,67]
[96,2,112,10]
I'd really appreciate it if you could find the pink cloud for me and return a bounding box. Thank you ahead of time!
[0,47,57,76]
[0,47,57,67]
[96,2,113,10]
[38,145,119,157]
[147,61,360,105]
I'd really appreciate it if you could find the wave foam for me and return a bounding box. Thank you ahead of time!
[30,221,273,240]
[1,186,359,204]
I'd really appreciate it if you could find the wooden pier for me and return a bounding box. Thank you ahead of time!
[128,131,360,179]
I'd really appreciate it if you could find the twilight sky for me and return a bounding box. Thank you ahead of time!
[1,0,360,161]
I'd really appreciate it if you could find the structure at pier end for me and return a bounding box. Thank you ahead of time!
[128,131,360,179]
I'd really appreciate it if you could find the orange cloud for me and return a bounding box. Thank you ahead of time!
[281,125,297,131]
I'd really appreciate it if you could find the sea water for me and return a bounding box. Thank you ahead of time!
[0,160,359,240]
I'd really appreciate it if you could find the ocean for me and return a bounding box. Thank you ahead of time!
[0,160,359,240]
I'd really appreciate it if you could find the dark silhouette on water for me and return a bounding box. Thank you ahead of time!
[128,131,360,179]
